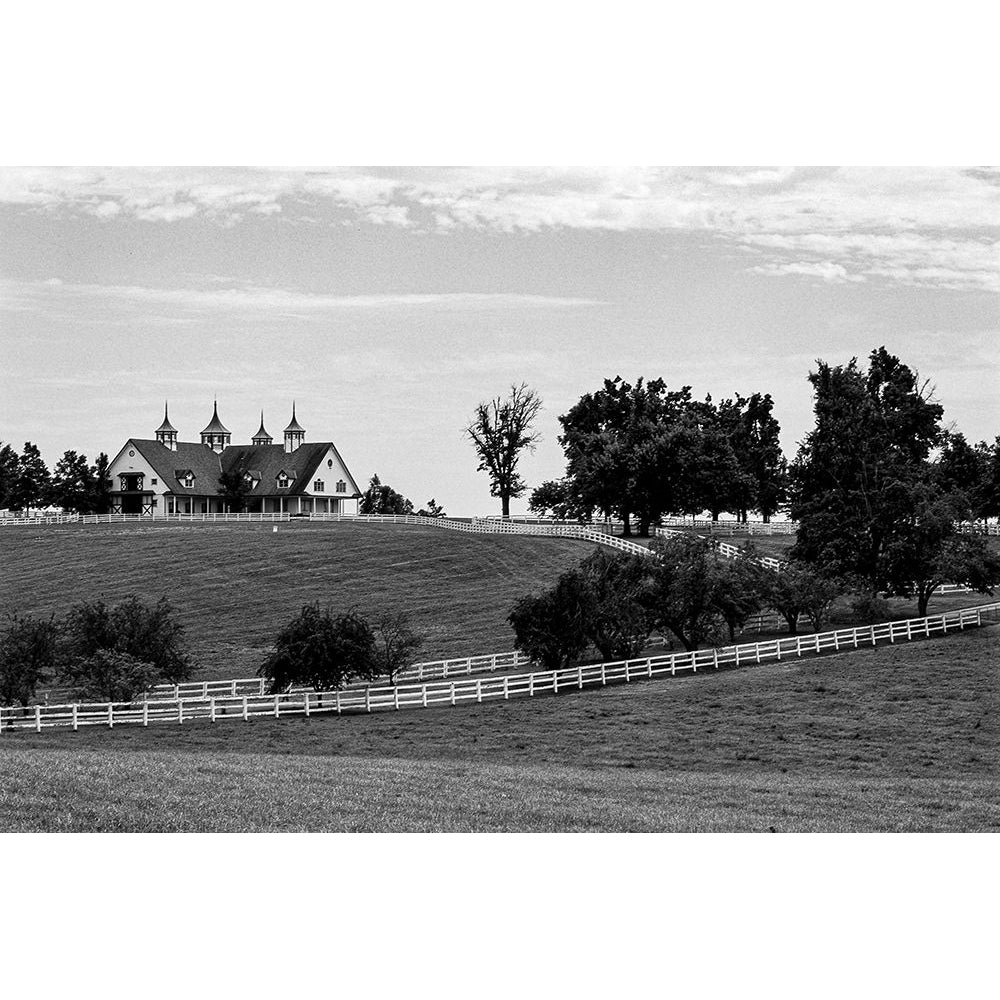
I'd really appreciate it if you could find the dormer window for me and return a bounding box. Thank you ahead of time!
[336,479,346,493]
[314,479,325,492]
[183,475,194,488]
[277,473,291,489]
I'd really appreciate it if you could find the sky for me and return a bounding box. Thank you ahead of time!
[1,166,998,514]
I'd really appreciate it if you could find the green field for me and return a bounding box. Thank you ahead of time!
[2,626,996,831]
[0,521,593,679]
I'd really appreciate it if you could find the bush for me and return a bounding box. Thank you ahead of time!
[0,613,58,707]
[850,593,891,625]
[577,548,655,659]
[61,650,160,702]
[259,605,377,693]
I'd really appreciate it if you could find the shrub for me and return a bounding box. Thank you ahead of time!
[0,613,58,707]
[577,548,655,660]
[850,593,891,626]
[259,605,376,693]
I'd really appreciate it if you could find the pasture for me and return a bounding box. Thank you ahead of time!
[3,626,997,831]
[0,521,592,679]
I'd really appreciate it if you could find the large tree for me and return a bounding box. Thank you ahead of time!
[466,383,542,517]
[6,442,51,512]
[49,450,97,513]
[217,466,253,513]
[89,452,113,515]
[789,347,944,595]
[718,392,788,522]
[359,474,414,515]
[0,442,19,510]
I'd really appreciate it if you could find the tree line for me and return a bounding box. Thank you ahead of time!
[0,442,112,514]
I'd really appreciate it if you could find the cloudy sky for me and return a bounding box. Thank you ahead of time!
[1,165,997,514]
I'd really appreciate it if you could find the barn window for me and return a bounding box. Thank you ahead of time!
[277,475,290,489]
[314,479,325,492]
[151,478,158,486]
[336,479,346,493]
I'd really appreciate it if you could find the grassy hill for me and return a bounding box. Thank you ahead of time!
[0,521,595,679]
[2,625,996,831]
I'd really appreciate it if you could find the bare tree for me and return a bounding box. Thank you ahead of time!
[465,383,543,516]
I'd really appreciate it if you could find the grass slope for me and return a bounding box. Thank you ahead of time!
[4,627,997,831]
[0,522,592,679]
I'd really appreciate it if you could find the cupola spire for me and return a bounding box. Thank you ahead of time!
[252,410,273,446]
[155,401,178,451]
[283,402,306,453]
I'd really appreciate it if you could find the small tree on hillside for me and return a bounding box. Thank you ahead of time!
[466,383,542,517]
[508,572,590,670]
[417,498,446,518]
[765,562,843,635]
[7,442,51,512]
[359,474,414,515]
[49,450,97,513]
[258,605,376,693]
[60,595,192,691]
[0,613,59,706]
[371,611,424,684]
[90,452,113,515]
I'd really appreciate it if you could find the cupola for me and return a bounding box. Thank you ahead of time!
[200,401,231,453]
[283,402,305,453]
[155,401,178,451]
[252,411,273,446]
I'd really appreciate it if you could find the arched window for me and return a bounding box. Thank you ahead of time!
[336,479,346,493]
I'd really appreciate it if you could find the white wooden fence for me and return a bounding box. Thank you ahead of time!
[2,603,997,734]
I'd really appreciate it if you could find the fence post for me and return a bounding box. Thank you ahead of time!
[365,688,371,713]
[305,692,311,717]
[231,680,237,697]
[243,696,249,721]
[275,695,280,718]
[553,672,559,695]
[394,687,400,710]
[450,683,456,706]
[528,675,534,697]
[476,678,482,703]
[72,703,79,732]
[714,648,719,669]
[143,701,148,727]
[871,625,876,646]
[422,685,428,707]
[503,676,510,699]
[108,704,113,729]
[335,691,342,715]
[178,701,183,724]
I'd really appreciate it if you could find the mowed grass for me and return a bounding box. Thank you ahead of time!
[4,627,997,831]
[0,521,592,679]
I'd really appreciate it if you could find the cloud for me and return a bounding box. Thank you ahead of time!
[0,278,609,319]
[1,166,999,291]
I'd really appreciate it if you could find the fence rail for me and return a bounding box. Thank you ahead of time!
[3,603,997,734]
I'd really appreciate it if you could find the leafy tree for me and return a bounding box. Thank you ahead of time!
[90,452,113,515]
[0,442,19,510]
[976,437,1000,520]
[789,347,944,594]
[60,595,192,687]
[935,432,986,512]
[528,478,593,521]
[371,611,424,684]
[466,383,542,517]
[359,474,414,515]
[719,392,788,522]
[258,605,376,693]
[713,543,772,641]
[765,562,843,634]
[62,650,161,703]
[577,548,656,660]
[881,484,1000,615]
[417,498,446,518]
[508,572,590,669]
[0,613,58,706]
[6,442,51,512]
[641,534,732,650]
[49,450,96,513]
[217,465,253,513]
